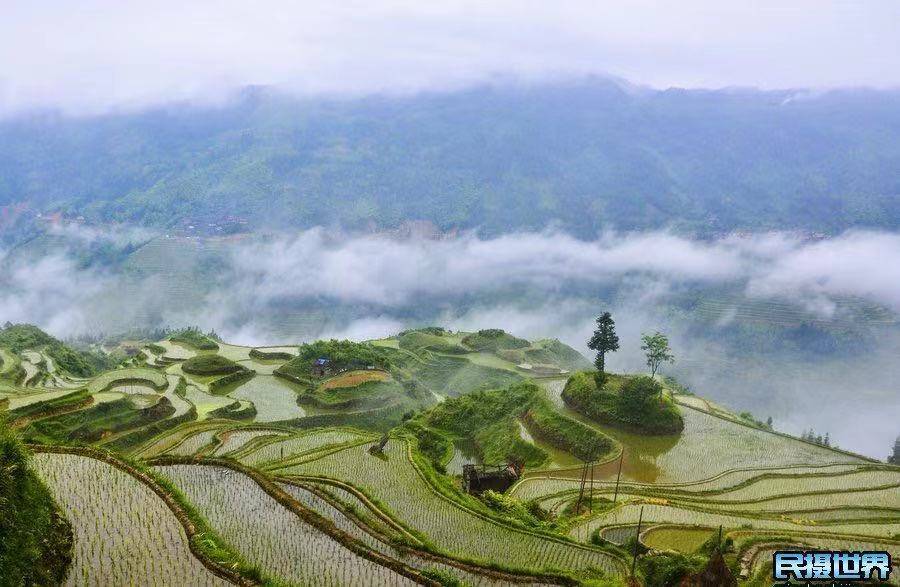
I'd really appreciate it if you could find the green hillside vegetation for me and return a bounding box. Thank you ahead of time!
[181,354,243,376]
[278,340,392,380]
[461,329,530,352]
[5,82,900,238]
[398,330,469,354]
[401,353,522,397]
[0,421,73,584]
[497,338,594,370]
[305,379,402,409]
[0,323,113,377]
[562,372,685,434]
[426,381,615,466]
[169,327,219,350]
[23,397,176,444]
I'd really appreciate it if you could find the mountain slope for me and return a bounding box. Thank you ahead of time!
[2,80,900,238]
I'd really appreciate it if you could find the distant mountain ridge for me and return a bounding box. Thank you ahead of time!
[2,79,899,239]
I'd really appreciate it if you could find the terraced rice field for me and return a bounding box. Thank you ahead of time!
[212,429,290,456]
[571,503,900,543]
[157,340,196,360]
[155,464,416,586]
[538,379,863,484]
[167,429,221,456]
[32,453,227,586]
[641,526,714,553]
[321,370,390,389]
[184,384,234,417]
[241,429,371,466]
[87,368,168,393]
[227,375,305,422]
[281,440,624,575]
[282,483,520,586]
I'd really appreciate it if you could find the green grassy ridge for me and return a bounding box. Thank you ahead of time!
[208,399,258,420]
[207,369,257,396]
[273,401,412,433]
[424,381,550,466]
[563,372,685,435]
[169,328,220,350]
[248,348,295,361]
[181,354,243,376]
[8,388,92,421]
[0,421,73,586]
[425,381,615,466]
[102,403,200,453]
[522,400,616,463]
[398,331,470,355]
[23,396,176,444]
[461,329,530,352]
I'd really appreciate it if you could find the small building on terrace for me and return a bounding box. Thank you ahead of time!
[462,463,523,495]
[311,357,330,377]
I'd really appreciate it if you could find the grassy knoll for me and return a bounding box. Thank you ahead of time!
[401,354,522,397]
[461,329,530,352]
[0,422,73,585]
[562,372,685,434]
[169,327,220,350]
[182,354,244,376]
[398,329,470,354]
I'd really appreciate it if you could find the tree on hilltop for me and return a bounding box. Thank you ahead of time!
[587,312,619,373]
[641,331,674,379]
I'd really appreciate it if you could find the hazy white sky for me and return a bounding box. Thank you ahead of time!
[2,0,899,115]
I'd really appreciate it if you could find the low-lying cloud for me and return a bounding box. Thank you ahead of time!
[3,227,899,457]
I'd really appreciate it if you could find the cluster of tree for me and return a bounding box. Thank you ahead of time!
[889,437,900,465]
[588,312,675,378]
[294,339,393,371]
[801,429,832,447]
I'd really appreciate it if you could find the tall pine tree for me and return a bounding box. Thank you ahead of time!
[587,312,619,373]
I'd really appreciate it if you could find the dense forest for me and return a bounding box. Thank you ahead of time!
[2,79,900,239]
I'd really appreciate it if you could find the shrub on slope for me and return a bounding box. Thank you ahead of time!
[562,372,684,434]
[0,420,73,584]
[181,354,243,376]
[462,329,530,352]
[169,327,219,350]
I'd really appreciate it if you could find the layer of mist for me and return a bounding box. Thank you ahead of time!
[1,226,897,457]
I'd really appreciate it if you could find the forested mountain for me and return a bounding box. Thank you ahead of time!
[2,79,900,238]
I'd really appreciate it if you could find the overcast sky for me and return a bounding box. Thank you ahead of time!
[2,0,899,115]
